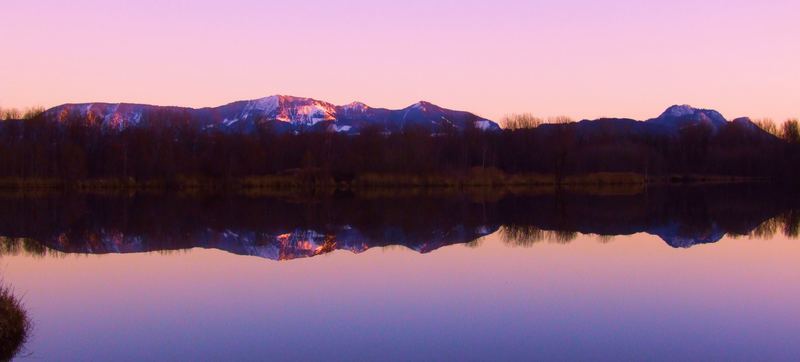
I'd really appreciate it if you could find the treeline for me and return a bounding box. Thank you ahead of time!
[0,110,798,185]
[0,184,797,258]
[0,106,45,121]
[497,114,800,180]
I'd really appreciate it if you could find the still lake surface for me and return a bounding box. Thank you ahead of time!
[1,185,799,361]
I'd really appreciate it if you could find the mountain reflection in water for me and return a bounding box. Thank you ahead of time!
[0,186,797,260]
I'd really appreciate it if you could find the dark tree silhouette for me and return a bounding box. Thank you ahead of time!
[0,111,797,185]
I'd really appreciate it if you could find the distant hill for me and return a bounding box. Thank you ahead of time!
[532,104,778,142]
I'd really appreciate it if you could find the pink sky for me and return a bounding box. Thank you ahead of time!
[2,0,798,122]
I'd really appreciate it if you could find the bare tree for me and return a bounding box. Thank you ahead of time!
[548,115,574,125]
[754,118,779,137]
[22,106,45,120]
[782,119,800,143]
[502,113,543,130]
[2,108,21,120]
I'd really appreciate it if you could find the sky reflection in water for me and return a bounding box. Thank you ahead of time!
[1,187,799,361]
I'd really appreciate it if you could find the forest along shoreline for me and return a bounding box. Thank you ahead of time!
[0,105,798,190]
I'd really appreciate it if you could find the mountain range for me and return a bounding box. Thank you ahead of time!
[44,95,500,134]
[42,95,777,140]
[544,104,777,141]
[0,219,760,260]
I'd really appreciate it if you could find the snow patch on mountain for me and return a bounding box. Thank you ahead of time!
[662,104,696,118]
[331,124,352,133]
[242,96,280,114]
[341,101,370,112]
[475,120,493,130]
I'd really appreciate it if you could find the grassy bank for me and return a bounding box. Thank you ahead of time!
[0,283,30,361]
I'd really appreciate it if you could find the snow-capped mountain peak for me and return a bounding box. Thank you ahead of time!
[662,104,697,118]
[340,101,370,111]
[242,95,280,114]
[647,104,729,132]
[235,95,337,125]
[407,101,438,112]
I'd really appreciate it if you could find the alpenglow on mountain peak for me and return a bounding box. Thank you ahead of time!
[649,104,728,130]
[44,95,500,134]
[662,104,700,117]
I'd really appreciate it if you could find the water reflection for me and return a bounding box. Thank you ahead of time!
[0,185,797,260]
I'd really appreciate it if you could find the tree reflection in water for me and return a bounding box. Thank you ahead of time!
[0,185,797,259]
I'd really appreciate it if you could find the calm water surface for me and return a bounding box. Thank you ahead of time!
[1,186,799,361]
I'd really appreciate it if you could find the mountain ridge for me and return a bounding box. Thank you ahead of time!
[44,95,501,134]
[557,104,779,141]
[39,99,781,144]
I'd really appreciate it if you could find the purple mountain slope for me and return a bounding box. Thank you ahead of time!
[535,104,780,141]
[43,95,500,134]
[42,100,777,142]
[30,224,497,261]
[647,104,729,131]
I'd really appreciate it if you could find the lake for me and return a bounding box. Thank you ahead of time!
[1,185,799,361]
